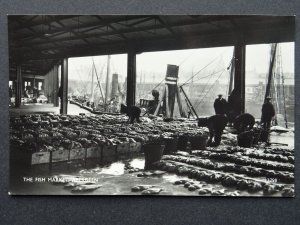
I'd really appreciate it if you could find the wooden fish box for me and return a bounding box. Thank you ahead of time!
[129,142,142,153]
[117,143,130,155]
[51,149,70,163]
[86,146,101,159]
[69,148,86,160]
[102,145,117,164]
[116,143,130,159]
[31,151,51,165]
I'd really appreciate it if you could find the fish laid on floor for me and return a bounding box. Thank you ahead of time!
[71,184,102,192]
[64,180,97,188]
[136,170,166,177]
[141,188,163,195]
[131,185,156,192]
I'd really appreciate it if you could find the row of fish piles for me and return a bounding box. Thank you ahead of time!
[152,145,294,197]
[9,113,206,153]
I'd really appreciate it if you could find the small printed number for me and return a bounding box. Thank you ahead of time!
[266,178,278,182]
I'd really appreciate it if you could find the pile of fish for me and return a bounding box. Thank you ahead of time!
[10,113,206,153]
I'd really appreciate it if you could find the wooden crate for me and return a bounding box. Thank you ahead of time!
[51,149,70,163]
[86,146,101,159]
[117,143,130,155]
[102,145,117,164]
[31,151,51,165]
[129,142,142,153]
[69,148,86,160]
[116,143,130,160]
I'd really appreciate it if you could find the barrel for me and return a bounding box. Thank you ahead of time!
[143,144,164,170]
[238,135,254,148]
[189,135,207,150]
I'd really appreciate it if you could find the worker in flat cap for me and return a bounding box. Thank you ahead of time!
[261,96,275,131]
[214,94,228,115]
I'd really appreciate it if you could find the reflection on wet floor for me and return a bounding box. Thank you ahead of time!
[270,132,294,148]
[96,162,125,176]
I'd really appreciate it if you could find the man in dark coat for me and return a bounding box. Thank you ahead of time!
[198,114,228,147]
[261,97,275,130]
[213,94,228,115]
[9,85,12,105]
[233,113,255,134]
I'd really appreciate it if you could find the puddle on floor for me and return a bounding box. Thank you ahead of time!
[129,158,145,169]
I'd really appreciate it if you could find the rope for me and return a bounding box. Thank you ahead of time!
[92,57,105,103]
[135,77,165,104]
[180,48,229,86]
[191,68,224,108]
[178,51,194,66]
[194,69,226,110]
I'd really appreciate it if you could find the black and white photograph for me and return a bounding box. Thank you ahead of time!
[8,15,295,196]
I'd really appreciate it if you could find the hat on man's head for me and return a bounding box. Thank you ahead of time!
[266,96,272,100]
[218,94,223,97]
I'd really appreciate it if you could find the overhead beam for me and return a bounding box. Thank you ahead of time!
[10,15,148,40]
[17,23,294,62]
[9,15,78,30]
[94,15,128,40]
[13,16,251,48]
[156,16,179,37]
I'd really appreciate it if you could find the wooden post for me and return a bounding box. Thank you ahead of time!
[127,51,136,106]
[228,48,235,96]
[165,64,179,118]
[234,44,246,114]
[15,65,22,107]
[53,65,59,107]
[111,73,118,99]
[264,43,278,102]
[176,86,187,118]
[60,59,68,114]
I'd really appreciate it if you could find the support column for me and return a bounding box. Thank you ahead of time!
[234,45,246,114]
[52,65,59,107]
[60,59,68,114]
[127,51,136,106]
[44,71,49,101]
[15,65,22,108]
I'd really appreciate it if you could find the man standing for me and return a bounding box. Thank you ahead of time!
[213,94,228,115]
[9,85,12,105]
[261,97,275,130]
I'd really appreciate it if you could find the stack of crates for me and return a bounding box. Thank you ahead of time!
[17,141,143,170]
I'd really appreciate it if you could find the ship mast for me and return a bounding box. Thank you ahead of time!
[105,55,111,105]
[90,63,94,102]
